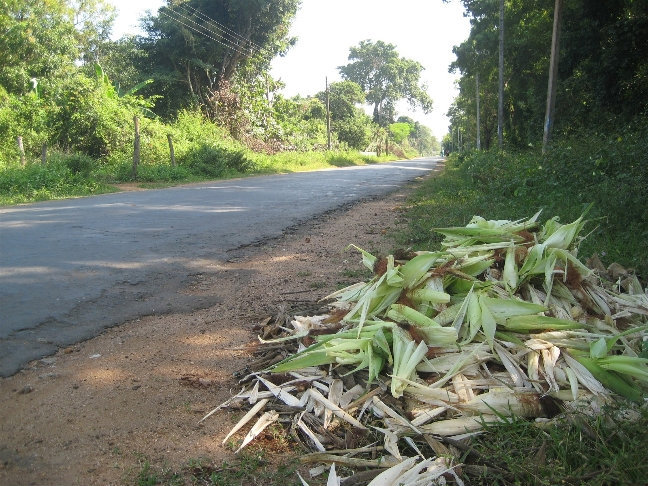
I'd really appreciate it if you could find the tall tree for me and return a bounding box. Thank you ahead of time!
[70,0,117,65]
[450,0,648,147]
[139,0,299,118]
[338,40,433,126]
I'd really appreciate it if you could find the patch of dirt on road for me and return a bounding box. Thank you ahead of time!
[0,183,422,486]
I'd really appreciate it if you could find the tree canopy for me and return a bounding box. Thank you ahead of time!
[338,40,433,126]
[448,0,648,149]
[138,0,300,118]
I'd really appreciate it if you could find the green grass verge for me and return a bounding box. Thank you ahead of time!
[467,403,648,486]
[394,125,648,485]
[398,126,648,277]
[130,449,307,486]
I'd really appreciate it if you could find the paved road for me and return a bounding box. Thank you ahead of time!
[0,158,441,376]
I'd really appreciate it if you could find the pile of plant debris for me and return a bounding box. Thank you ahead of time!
[204,210,648,486]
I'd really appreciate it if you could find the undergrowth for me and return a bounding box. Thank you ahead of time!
[0,108,398,205]
[400,123,648,277]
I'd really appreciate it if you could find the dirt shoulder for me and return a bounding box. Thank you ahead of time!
[0,179,425,485]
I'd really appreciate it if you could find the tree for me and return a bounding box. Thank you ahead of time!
[70,0,117,65]
[315,80,373,149]
[0,0,79,95]
[139,0,299,118]
[404,120,439,156]
[338,40,433,126]
[450,0,648,148]
[316,81,365,121]
[389,122,411,145]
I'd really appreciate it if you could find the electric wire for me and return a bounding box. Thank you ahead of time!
[180,3,265,54]
[159,5,268,60]
[159,7,253,59]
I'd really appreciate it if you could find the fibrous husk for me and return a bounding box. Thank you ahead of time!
[206,212,648,484]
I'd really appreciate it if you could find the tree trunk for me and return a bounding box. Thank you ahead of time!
[476,73,481,150]
[542,0,563,153]
[498,0,504,149]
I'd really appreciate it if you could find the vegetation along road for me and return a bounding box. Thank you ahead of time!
[0,158,440,377]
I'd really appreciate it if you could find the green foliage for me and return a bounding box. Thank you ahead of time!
[139,0,300,119]
[62,153,94,175]
[0,155,113,205]
[450,0,648,149]
[316,80,365,121]
[339,40,433,126]
[333,115,373,150]
[0,0,79,94]
[180,144,254,178]
[389,122,412,145]
[468,404,648,486]
[401,122,648,277]
[50,73,144,157]
[271,95,328,150]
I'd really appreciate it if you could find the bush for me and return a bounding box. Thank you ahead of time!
[0,160,108,204]
[401,121,648,278]
[61,153,94,175]
[180,144,255,178]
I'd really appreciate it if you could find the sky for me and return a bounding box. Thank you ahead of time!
[108,0,471,140]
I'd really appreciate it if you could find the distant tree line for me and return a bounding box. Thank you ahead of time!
[445,0,647,152]
[0,0,440,168]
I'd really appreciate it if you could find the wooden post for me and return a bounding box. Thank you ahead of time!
[542,0,563,154]
[167,134,176,167]
[17,136,26,166]
[325,77,331,151]
[41,143,47,165]
[498,0,504,149]
[132,116,140,179]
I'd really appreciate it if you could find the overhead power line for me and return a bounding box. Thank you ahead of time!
[159,8,252,58]
[180,4,265,54]
[159,5,267,60]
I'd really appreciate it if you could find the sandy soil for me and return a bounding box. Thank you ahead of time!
[0,180,426,485]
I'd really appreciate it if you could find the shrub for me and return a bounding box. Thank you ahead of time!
[180,144,255,178]
[61,153,94,175]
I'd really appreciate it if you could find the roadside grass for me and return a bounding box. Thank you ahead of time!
[0,150,398,206]
[467,402,648,486]
[131,448,308,486]
[398,127,648,277]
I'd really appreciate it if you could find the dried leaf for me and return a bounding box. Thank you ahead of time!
[235,411,279,453]
[222,398,269,445]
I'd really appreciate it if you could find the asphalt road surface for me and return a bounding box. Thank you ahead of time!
[0,158,441,376]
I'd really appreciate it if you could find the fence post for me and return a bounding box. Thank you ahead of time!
[17,136,26,166]
[41,143,47,165]
[132,116,140,179]
[167,134,176,167]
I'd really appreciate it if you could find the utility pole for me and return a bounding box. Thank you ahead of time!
[498,0,504,149]
[542,0,563,154]
[476,72,481,150]
[325,77,331,150]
